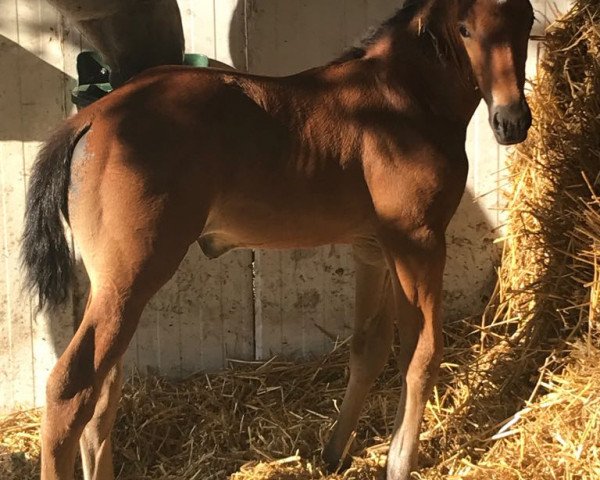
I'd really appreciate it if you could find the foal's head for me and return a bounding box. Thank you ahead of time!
[457,0,534,145]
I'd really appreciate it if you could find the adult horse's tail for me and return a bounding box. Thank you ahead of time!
[21,121,91,311]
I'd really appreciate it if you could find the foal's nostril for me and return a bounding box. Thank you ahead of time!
[492,111,501,131]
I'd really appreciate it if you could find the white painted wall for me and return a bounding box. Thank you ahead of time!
[0,0,572,412]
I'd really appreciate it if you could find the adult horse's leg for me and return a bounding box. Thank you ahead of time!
[322,238,395,471]
[79,358,123,480]
[383,235,445,480]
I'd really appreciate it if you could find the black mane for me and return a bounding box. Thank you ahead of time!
[331,0,425,64]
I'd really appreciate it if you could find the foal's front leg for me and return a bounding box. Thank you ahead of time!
[384,238,445,480]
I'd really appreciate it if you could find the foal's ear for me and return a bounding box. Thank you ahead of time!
[457,0,477,17]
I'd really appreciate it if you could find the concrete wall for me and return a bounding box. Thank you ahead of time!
[0,0,572,412]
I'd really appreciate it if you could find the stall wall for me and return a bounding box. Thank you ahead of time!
[0,0,571,412]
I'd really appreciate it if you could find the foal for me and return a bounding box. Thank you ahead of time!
[22,1,534,479]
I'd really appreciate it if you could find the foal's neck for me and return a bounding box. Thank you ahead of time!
[364,0,481,126]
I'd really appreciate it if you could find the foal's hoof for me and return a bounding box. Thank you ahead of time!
[321,447,352,473]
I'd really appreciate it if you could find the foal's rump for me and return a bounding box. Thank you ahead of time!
[20,70,225,310]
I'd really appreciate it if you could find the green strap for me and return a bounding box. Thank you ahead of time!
[184,53,210,68]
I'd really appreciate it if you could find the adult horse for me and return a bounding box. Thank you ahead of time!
[22,0,535,479]
[48,0,232,86]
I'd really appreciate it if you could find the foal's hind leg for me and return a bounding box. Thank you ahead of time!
[41,291,143,480]
[79,358,123,480]
[42,191,199,479]
[42,265,189,480]
[322,239,395,471]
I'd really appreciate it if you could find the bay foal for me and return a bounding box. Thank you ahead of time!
[22,1,535,479]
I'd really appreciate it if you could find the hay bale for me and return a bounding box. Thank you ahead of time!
[461,342,600,480]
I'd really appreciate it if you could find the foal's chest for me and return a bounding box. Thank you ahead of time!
[361,129,469,232]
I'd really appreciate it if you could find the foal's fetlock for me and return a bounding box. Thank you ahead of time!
[322,443,352,473]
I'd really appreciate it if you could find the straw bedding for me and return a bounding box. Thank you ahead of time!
[1,1,599,478]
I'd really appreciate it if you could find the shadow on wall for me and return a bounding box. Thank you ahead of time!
[227,0,500,320]
[0,35,75,141]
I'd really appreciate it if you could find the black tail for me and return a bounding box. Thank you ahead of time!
[21,122,90,311]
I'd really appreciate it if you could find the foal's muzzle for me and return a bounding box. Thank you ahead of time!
[490,99,532,146]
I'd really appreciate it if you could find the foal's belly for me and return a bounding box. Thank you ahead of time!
[198,189,374,258]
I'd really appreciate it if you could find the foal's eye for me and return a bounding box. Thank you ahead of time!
[459,25,471,38]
